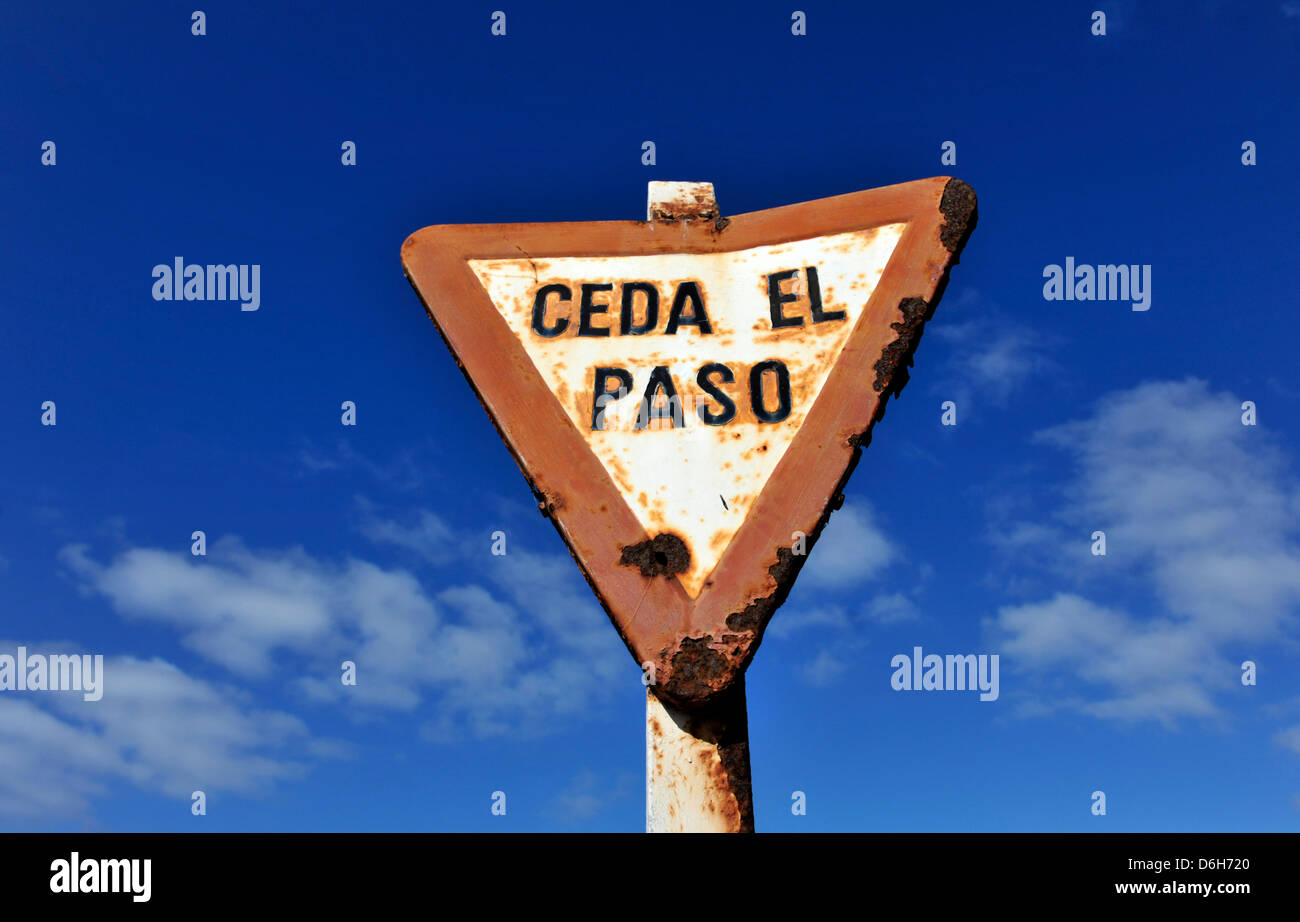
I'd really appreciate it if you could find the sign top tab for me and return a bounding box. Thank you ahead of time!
[402,177,977,708]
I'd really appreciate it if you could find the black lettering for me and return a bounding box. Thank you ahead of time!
[767,269,802,329]
[591,367,633,430]
[635,366,684,430]
[531,284,570,337]
[578,283,614,337]
[664,281,713,335]
[696,363,737,426]
[806,266,845,323]
[620,282,659,335]
[750,360,792,423]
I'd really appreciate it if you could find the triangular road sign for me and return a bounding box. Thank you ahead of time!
[402,177,976,709]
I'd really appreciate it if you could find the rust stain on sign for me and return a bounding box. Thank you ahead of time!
[402,177,977,709]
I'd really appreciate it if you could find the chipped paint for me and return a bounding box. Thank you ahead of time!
[619,533,690,578]
[939,178,978,253]
[646,180,719,223]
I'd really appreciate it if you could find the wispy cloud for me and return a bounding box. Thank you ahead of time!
[930,289,1057,410]
[1275,725,1300,754]
[767,605,853,639]
[0,652,322,823]
[801,647,854,686]
[988,378,1300,725]
[799,503,897,589]
[544,769,634,824]
[60,520,627,741]
[355,496,456,564]
[864,592,919,625]
[297,439,432,492]
[771,502,920,685]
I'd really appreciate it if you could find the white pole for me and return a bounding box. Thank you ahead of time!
[646,681,753,833]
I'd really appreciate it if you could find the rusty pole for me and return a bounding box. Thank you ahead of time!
[646,679,754,833]
[643,182,755,834]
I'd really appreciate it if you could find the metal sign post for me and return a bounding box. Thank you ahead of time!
[647,678,752,833]
[402,176,976,833]
[640,183,752,835]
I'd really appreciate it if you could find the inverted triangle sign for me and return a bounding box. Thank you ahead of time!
[402,177,977,708]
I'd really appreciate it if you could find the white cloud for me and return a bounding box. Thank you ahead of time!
[931,291,1056,408]
[1277,725,1300,755]
[767,605,851,639]
[991,594,1223,724]
[767,503,921,676]
[990,379,1300,724]
[297,440,426,491]
[799,503,897,588]
[771,593,916,643]
[800,648,851,686]
[61,529,627,741]
[61,543,333,678]
[355,497,456,563]
[0,653,315,822]
[864,592,919,624]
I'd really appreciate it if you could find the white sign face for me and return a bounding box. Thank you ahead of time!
[470,223,905,597]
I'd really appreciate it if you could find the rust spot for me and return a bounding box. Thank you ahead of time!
[711,684,754,832]
[871,296,930,395]
[726,547,799,634]
[662,636,729,701]
[873,180,977,397]
[870,179,977,398]
[648,183,718,224]
[619,533,690,578]
[657,546,811,710]
[531,485,562,518]
[939,178,978,254]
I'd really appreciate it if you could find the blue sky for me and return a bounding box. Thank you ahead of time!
[2,0,1299,832]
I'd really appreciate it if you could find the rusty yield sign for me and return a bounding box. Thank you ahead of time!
[402,176,976,717]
